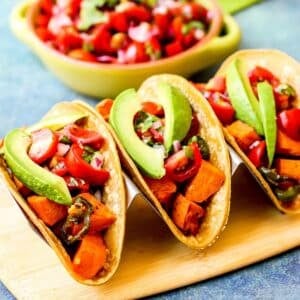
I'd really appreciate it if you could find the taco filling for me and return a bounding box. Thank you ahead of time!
[1,121,116,280]
[195,61,300,210]
[99,82,225,236]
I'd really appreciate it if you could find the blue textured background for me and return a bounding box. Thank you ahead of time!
[0,0,299,299]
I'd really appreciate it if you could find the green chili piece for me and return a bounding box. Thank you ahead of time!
[61,197,93,245]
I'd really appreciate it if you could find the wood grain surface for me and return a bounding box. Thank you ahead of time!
[0,165,299,300]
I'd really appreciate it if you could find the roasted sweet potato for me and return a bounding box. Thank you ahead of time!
[79,193,116,233]
[72,234,107,279]
[185,160,225,203]
[96,99,114,121]
[144,176,177,205]
[275,158,300,180]
[226,120,261,151]
[27,195,67,226]
[172,194,204,235]
[276,129,300,157]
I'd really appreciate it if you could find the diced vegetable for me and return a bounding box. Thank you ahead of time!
[144,176,177,205]
[276,129,300,156]
[247,140,266,168]
[72,234,107,279]
[27,195,67,226]
[226,120,261,151]
[275,159,300,181]
[29,128,58,164]
[185,160,225,203]
[277,108,300,141]
[96,99,114,121]
[165,143,202,183]
[80,193,116,232]
[171,194,204,235]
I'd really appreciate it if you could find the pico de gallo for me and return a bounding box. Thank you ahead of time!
[195,66,300,209]
[34,0,213,63]
[12,123,115,279]
[97,98,225,235]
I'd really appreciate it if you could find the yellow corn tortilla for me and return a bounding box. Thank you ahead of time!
[0,101,126,285]
[215,49,300,214]
[107,74,231,250]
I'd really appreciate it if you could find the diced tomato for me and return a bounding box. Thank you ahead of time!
[29,128,58,164]
[248,66,279,87]
[182,31,196,48]
[67,0,82,19]
[55,27,83,53]
[63,124,104,149]
[64,176,90,192]
[124,42,149,63]
[142,101,164,117]
[50,156,68,176]
[247,140,266,168]
[153,10,170,37]
[65,144,109,186]
[184,114,200,141]
[68,49,98,62]
[165,40,183,57]
[208,93,235,125]
[39,0,53,15]
[181,3,208,22]
[91,24,114,55]
[35,14,50,27]
[277,108,300,141]
[274,91,290,111]
[35,27,54,42]
[171,17,184,41]
[109,12,129,33]
[125,4,151,23]
[206,77,226,93]
[165,143,202,182]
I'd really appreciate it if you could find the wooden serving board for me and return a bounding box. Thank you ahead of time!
[0,165,299,300]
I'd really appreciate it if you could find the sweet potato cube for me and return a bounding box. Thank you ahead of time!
[78,193,116,233]
[276,129,300,157]
[275,158,300,180]
[73,234,107,279]
[144,176,177,205]
[27,196,67,226]
[172,194,204,235]
[226,120,261,151]
[185,160,225,203]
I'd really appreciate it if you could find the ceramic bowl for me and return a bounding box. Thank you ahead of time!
[11,0,241,98]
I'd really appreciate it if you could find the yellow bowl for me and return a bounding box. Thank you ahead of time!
[11,0,241,98]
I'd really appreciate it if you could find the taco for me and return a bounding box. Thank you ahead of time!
[194,49,300,214]
[97,75,231,250]
[0,101,126,285]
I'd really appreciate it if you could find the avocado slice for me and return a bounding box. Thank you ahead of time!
[109,89,165,179]
[4,129,72,205]
[226,58,264,135]
[156,82,192,152]
[257,81,277,167]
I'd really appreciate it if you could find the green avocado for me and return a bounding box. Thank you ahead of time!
[257,81,277,167]
[226,58,264,135]
[109,89,165,179]
[109,83,193,179]
[156,82,192,152]
[4,129,72,205]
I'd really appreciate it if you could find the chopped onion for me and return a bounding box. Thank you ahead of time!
[173,140,182,152]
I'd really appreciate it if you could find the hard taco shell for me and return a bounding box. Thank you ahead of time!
[215,49,300,214]
[108,74,231,250]
[0,101,126,285]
